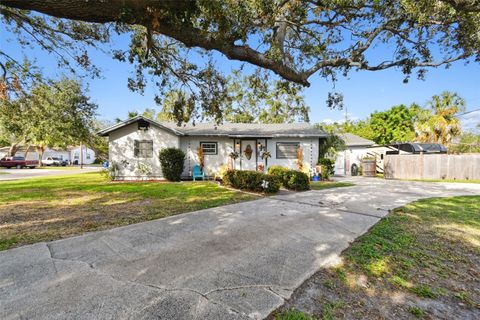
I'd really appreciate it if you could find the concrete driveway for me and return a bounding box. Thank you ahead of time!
[0,167,101,181]
[0,178,478,319]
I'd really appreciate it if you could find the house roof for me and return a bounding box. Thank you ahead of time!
[341,133,375,147]
[98,116,327,138]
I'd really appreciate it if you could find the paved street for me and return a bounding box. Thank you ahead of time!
[0,178,478,319]
[0,167,101,181]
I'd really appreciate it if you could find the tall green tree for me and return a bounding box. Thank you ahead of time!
[415,91,465,146]
[329,104,420,145]
[1,1,479,121]
[449,132,480,153]
[224,71,309,124]
[0,78,97,161]
[366,104,420,145]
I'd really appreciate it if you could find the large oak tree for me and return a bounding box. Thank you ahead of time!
[1,0,479,121]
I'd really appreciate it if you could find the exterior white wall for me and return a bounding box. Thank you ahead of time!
[334,146,372,175]
[109,123,180,180]
[70,147,96,165]
[17,151,39,161]
[108,124,321,180]
[181,136,234,177]
[182,137,319,177]
[44,150,71,161]
[265,138,319,173]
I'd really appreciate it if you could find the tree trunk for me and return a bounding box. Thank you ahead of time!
[36,146,45,167]
[23,144,31,159]
[8,143,18,157]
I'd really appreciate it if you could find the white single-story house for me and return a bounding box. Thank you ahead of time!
[98,116,327,180]
[334,133,376,175]
[0,146,96,165]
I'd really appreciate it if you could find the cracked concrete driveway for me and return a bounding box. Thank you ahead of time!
[1,178,479,320]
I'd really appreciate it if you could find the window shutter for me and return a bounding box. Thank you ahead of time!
[134,140,139,157]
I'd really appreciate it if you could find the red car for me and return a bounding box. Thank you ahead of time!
[0,156,39,169]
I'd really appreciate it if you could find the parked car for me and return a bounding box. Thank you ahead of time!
[0,156,39,169]
[42,157,68,166]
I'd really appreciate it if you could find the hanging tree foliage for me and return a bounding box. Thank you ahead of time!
[1,0,479,122]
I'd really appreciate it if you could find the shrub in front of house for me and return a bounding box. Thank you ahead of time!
[284,170,310,191]
[222,170,280,193]
[318,158,335,180]
[267,165,290,185]
[267,165,310,191]
[158,148,185,181]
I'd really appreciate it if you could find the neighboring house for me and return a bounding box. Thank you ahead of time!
[334,133,376,176]
[69,146,96,165]
[0,146,96,165]
[98,116,326,180]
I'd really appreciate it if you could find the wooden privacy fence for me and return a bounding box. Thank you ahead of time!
[384,154,480,180]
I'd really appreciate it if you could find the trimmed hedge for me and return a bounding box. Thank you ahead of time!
[284,170,310,191]
[222,170,280,193]
[267,165,310,191]
[158,148,185,181]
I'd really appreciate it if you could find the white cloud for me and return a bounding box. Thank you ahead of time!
[460,110,480,133]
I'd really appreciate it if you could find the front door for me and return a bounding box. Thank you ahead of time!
[241,140,256,170]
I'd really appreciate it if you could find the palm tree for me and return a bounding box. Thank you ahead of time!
[415,91,465,146]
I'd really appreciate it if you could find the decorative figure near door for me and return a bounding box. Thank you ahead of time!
[244,144,253,160]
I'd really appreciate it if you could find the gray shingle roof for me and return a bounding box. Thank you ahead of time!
[341,133,375,146]
[99,116,327,138]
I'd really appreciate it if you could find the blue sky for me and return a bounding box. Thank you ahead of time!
[2,24,479,132]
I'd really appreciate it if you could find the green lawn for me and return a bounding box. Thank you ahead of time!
[273,196,480,319]
[37,166,95,170]
[310,181,355,190]
[0,172,258,251]
[0,171,9,175]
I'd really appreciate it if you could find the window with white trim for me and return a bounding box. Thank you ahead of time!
[200,142,217,155]
[276,142,299,159]
[134,140,153,158]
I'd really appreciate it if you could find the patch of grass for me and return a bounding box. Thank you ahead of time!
[454,291,475,306]
[310,181,354,190]
[334,267,348,284]
[322,300,344,320]
[0,172,258,251]
[389,275,411,289]
[37,166,88,170]
[410,284,445,299]
[275,309,315,320]
[408,306,425,318]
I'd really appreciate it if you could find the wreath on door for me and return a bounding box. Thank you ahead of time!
[244,144,253,160]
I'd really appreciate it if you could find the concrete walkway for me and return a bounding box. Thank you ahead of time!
[0,178,478,319]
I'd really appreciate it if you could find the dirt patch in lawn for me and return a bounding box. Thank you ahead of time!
[270,196,480,320]
[0,176,258,250]
[0,192,159,248]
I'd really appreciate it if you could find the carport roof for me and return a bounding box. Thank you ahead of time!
[98,116,327,138]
